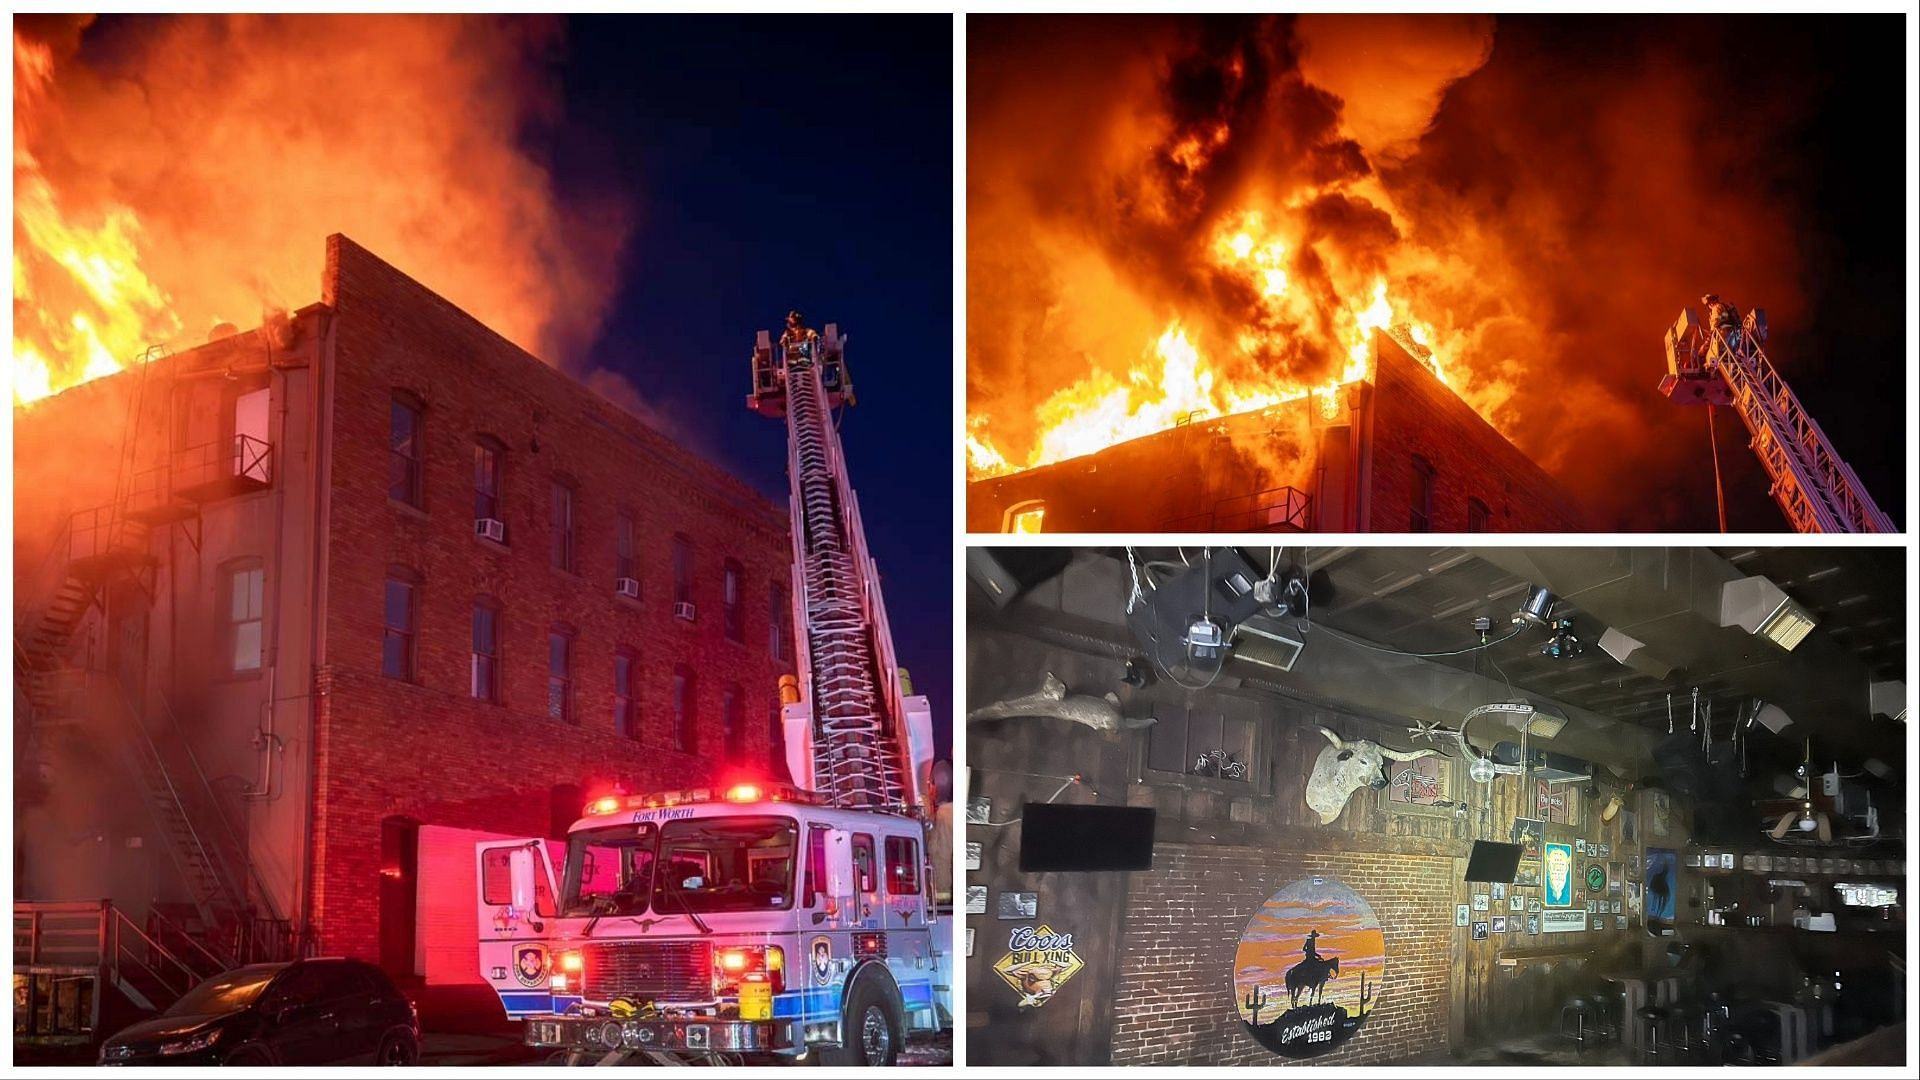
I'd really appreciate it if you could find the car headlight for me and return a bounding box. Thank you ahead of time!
[158,1028,223,1056]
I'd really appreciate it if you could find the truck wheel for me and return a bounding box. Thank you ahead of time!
[825,978,902,1066]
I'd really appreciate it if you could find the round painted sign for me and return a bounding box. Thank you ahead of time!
[1231,876,1385,1059]
[1585,864,1607,892]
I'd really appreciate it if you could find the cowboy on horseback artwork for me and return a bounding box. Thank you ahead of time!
[1284,931,1342,1006]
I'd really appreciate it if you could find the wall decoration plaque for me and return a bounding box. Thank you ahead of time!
[1645,849,1678,921]
[993,925,1083,1008]
[1491,916,1507,933]
[1471,921,1489,940]
[1455,904,1470,927]
[997,891,1038,919]
[1585,864,1607,892]
[1232,876,1385,1058]
[1472,893,1489,911]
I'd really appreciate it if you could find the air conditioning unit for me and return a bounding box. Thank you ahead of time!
[474,517,507,544]
[615,577,640,599]
[673,601,696,622]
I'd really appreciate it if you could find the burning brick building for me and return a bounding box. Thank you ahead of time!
[968,332,1586,533]
[14,236,795,1021]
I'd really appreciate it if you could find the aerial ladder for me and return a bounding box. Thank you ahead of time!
[1659,302,1895,533]
[748,316,937,814]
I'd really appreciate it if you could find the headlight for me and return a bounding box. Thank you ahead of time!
[158,1028,223,1056]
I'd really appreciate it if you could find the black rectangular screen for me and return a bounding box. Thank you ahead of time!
[1019,803,1156,872]
[1464,840,1523,882]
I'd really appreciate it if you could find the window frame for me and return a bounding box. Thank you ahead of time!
[381,569,419,682]
[722,683,745,759]
[1142,695,1269,795]
[222,557,266,677]
[388,393,424,509]
[768,583,788,662]
[549,480,576,574]
[1467,496,1490,533]
[1409,455,1436,533]
[614,649,639,739]
[884,836,921,896]
[671,534,694,607]
[672,664,697,752]
[722,559,745,643]
[471,597,502,703]
[547,625,575,724]
[473,436,505,525]
[615,511,637,583]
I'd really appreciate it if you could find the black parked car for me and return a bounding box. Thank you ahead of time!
[99,957,419,1066]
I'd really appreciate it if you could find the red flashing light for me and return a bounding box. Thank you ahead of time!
[725,783,764,803]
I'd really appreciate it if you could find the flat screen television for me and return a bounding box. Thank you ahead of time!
[1019,803,1156,872]
[1464,840,1524,883]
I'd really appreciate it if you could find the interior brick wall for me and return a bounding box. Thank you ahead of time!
[1109,842,1453,1067]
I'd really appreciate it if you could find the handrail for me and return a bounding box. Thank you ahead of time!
[145,904,234,974]
[110,905,200,1003]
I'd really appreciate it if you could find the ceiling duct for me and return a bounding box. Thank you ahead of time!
[1719,575,1818,651]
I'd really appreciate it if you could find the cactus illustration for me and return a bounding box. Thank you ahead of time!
[1358,972,1375,1018]
[1243,982,1271,1024]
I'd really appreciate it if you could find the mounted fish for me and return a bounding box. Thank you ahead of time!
[967,672,1156,732]
[1305,727,1442,824]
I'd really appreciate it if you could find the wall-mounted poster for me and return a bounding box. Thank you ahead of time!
[1514,862,1541,888]
[1491,916,1507,933]
[965,886,988,915]
[993,925,1083,1008]
[1608,863,1623,894]
[1649,791,1672,835]
[1231,876,1385,1059]
[998,892,1038,919]
[1472,893,1490,912]
[1471,921,1489,940]
[1527,896,1542,913]
[1455,904,1470,927]
[1508,894,1524,912]
[1386,756,1452,808]
[1527,915,1540,935]
[966,842,982,871]
[1542,909,1588,934]
[1537,780,1577,825]
[1510,817,1545,859]
[1491,882,1507,901]
[1544,842,1575,907]
[1645,849,1678,921]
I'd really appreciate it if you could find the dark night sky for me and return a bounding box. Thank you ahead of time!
[543,15,954,744]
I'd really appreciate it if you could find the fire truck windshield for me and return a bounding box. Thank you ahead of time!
[560,821,659,918]
[653,816,798,913]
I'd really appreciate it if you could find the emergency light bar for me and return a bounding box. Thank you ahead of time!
[582,783,817,817]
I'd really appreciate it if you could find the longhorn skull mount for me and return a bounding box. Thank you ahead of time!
[1304,726,1443,824]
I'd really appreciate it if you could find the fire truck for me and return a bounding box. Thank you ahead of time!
[473,321,948,1064]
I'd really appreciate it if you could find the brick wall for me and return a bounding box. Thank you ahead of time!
[1368,334,1587,532]
[1109,843,1453,1067]
[309,236,795,960]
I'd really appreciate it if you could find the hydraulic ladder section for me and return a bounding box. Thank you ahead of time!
[1659,304,1895,533]
[748,322,933,815]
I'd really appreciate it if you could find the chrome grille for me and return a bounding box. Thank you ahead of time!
[581,941,712,1003]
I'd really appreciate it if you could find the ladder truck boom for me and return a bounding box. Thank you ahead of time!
[1659,302,1894,533]
[748,318,935,816]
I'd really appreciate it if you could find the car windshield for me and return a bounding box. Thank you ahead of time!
[653,816,797,914]
[560,821,659,917]
[164,965,281,1017]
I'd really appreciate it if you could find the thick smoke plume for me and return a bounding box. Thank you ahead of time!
[13,14,628,399]
[969,15,1872,528]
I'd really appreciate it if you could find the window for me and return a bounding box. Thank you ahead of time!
[768,700,786,777]
[382,572,417,681]
[671,535,693,607]
[1409,455,1435,532]
[480,847,554,915]
[1146,702,1254,783]
[614,651,638,738]
[1386,757,1453,809]
[389,394,422,507]
[474,438,503,523]
[723,560,744,642]
[224,559,265,674]
[547,628,574,723]
[550,481,575,572]
[803,825,829,906]
[1003,500,1045,534]
[768,584,787,661]
[616,512,636,582]
[672,665,696,752]
[722,684,745,759]
[885,836,920,895]
[852,834,876,893]
[471,599,500,702]
[1467,497,1490,533]
[652,817,797,914]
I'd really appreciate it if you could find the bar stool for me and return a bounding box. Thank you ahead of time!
[1558,996,1599,1050]
[1635,1004,1670,1064]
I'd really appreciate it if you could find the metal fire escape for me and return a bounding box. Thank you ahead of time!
[748,322,932,815]
[1660,304,1895,533]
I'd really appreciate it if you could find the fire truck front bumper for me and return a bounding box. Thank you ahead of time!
[524,1014,797,1056]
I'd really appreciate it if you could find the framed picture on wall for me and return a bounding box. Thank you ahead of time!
[1456,904,1471,926]
[1491,916,1507,933]
[1544,842,1575,907]
[1472,922,1489,941]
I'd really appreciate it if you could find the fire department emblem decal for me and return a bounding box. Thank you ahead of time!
[992,925,1083,1008]
[513,944,548,988]
[809,936,833,986]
